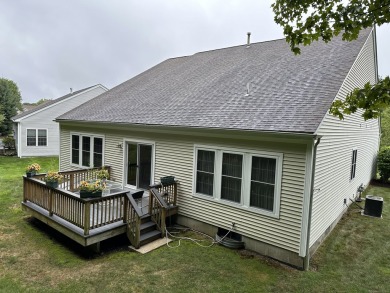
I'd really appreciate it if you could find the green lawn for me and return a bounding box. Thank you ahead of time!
[0,156,389,292]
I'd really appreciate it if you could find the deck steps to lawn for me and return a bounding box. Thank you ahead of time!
[139,215,162,247]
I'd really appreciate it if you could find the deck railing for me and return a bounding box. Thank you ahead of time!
[22,166,129,236]
[33,166,111,191]
[149,181,177,206]
[149,188,169,237]
[124,194,142,248]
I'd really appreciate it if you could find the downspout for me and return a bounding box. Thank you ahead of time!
[303,137,321,270]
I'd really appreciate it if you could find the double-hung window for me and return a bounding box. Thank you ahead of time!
[71,133,104,168]
[221,153,243,203]
[27,129,47,146]
[350,149,357,180]
[194,146,282,217]
[250,156,276,211]
[196,150,215,196]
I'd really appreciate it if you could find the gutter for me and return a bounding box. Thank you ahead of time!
[303,136,321,271]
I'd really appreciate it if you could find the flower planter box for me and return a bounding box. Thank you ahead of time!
[46,181,59,188]
[26,171,36,178]
[80,190,102,199]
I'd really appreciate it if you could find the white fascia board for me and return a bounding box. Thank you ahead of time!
[13,84,107,122]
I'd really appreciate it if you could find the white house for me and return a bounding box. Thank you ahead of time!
[54,28,379,268]
[12,84,108,157]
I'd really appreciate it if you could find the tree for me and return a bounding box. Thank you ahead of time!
[272,0,390,120]
[35,98,51,105]
[0,78,23,134]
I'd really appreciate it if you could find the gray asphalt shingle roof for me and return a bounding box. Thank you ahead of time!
[12,85,97,120]
[57,29,372,134]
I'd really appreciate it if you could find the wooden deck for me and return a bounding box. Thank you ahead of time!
[22,168,178,250]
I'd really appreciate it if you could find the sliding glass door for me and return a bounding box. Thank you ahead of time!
[126,142,153,189]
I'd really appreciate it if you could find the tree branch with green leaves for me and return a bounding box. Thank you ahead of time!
[329,76,390,120]
[272,0,390,120]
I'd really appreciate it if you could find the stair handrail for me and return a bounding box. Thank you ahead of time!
[149,188,168,237]
[124,192,143,248]
[149,180,178,206]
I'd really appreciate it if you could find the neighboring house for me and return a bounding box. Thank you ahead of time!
[12,85,108,157]
[55,28,379,268]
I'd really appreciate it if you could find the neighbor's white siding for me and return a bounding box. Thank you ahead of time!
[60,124,308,253]
[311,30,379,247]
[17,86,107,157]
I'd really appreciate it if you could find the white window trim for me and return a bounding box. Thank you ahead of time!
[70,132,105,168]
[26,128,48,147]
[193,144,283,218]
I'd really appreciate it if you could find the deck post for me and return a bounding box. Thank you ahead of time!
[23,177,27,203]
[161,208,167,237]
[84,202,91,235]
[70,173,74,191]
[123,195,128,223]
[173,182,177,206]
[148,190,152,215]
[49,189,53,216]
[90,242,101,253]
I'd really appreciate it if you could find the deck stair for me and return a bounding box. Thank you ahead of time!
[125,179,178,249]
[139,215,162,246]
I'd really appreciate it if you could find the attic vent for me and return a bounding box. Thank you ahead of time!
[245,82,250,96]
[246,32,251,48]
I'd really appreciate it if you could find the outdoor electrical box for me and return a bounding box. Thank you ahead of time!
[364,195,383,218]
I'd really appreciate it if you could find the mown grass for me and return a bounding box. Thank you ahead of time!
[0,156,389,292]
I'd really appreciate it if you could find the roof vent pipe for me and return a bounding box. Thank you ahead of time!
[245,82,250,96]
[70,88,73,94]
[246,32,251,47]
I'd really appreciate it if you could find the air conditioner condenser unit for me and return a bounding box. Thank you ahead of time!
[364,195,383,218]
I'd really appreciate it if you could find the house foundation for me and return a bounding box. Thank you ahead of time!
[177,215,304,269]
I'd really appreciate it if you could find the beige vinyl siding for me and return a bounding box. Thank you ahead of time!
[59,124,308,253]
[311,30,379,247]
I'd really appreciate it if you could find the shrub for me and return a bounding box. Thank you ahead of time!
[2,136,15,149]
[377,147,390,182]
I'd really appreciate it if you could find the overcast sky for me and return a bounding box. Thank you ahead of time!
[1,0,389,103]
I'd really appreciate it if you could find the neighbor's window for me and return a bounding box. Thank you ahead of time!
[26,129,47,146]
[37,129,47,146]
[71,134,104,168]
[194,146,282,217]
[195,150,215,196]
[350,149,357,180]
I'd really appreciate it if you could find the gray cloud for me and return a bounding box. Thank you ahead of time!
[0,0,388,102]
